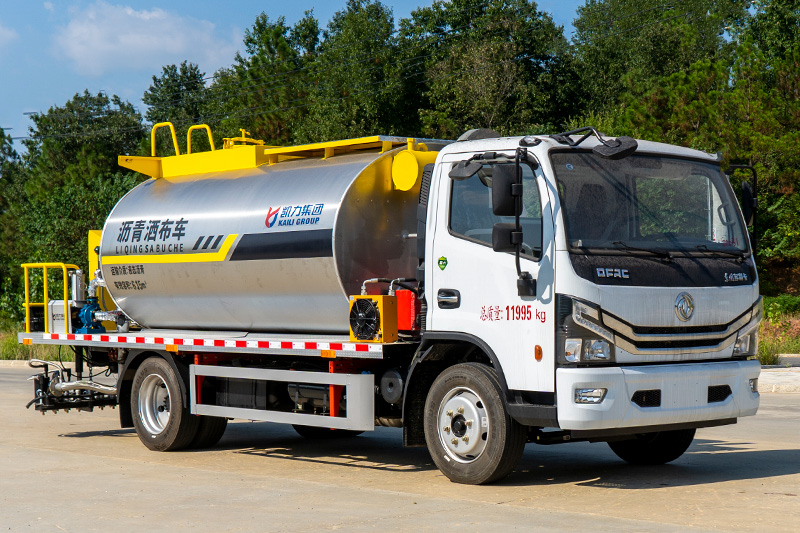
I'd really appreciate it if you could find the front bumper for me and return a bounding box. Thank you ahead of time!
[556,360,760,431]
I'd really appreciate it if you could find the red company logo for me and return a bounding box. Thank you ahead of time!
[265,206,280,228]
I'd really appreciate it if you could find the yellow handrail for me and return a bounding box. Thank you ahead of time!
[21,262,80,334]
[151,122,181,157]
[187,124,215,154]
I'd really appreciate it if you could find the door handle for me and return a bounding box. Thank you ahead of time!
[437,289,461,309]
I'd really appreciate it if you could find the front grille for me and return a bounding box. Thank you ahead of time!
[632,389,661,407]
[631,339,722,350]
[632,324,728,335]
[708,385,732,403]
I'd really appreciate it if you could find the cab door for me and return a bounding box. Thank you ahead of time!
[427,153,556,393]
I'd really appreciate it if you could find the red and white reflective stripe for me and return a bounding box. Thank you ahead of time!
[41,332,382,354]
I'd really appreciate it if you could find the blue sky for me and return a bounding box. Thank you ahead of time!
[0,1,583,147]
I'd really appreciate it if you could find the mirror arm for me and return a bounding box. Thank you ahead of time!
[728,164,758,252]
[514,148,536,297]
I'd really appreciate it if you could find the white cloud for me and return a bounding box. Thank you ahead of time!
[52,1,239,77]
[0,20,19,47]
[43,2,54,13]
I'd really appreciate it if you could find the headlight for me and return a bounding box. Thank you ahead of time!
[733,329,758,357]
[564,337,614,362]
[584,339,612,361]
[558,296,617,364]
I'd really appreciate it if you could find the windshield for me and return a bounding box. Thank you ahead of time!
[550,152,749,255]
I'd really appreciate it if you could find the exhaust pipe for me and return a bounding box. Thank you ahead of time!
[28,359,117,396]
[51,380,117,396]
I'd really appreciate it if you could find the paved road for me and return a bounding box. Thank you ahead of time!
[1,367,798,532]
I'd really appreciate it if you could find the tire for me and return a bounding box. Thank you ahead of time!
[190,416,228,449]
[608,428,696,465]
[131,357,199,451]
[423,363,525,485]
[292,425,364,439]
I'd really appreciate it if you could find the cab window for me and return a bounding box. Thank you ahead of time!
[449,162,542,258]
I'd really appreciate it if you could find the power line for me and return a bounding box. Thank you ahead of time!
[28,3,540,123]
[15,42,542,143]
[581,10,695,42]
[574,0,689,35]
[18,7,552,139]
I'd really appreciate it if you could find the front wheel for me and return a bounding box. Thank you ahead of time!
[423,363,525,485]
[607,428,696,465]
[131,357,199,451]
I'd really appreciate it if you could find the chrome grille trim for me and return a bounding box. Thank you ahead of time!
[601,310,751,343]
[614,332,736,355]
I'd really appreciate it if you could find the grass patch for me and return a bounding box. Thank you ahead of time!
[763,295,800,321]
[758,315,800,366]
[0,331,72,361]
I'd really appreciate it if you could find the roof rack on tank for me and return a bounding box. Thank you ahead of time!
[118,121,444,179]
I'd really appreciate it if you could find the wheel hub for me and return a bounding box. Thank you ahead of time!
[437,387,489,463]
[451,415,467,437]
[138,374,171,435]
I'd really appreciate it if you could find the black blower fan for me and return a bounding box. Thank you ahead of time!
[349,298,381,340]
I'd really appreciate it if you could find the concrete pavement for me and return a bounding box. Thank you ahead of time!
[1,366,799,531]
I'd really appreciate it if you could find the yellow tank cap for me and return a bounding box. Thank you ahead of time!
[391,139,438,191]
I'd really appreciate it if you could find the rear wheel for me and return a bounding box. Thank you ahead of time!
[190,416,228,449]
[608,428,696,465]
[292,425,363,439]
[423,363,525,485]
[131,357,199,451]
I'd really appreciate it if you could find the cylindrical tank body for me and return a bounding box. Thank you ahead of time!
[100,150,422,333]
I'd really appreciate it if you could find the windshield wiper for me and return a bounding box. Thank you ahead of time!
[694,244,745,263]
[612,240,673,262]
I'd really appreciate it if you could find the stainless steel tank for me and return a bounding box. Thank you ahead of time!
[100,149,424,333]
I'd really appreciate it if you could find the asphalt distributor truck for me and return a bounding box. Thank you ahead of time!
[19,123,762,484]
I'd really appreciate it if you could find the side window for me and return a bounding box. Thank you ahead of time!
[449,163,542,258]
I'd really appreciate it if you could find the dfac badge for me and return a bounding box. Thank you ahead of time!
[675,292,695,322]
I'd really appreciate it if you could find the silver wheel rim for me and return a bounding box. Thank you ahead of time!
[138,374,170,435]
[437,386,490,464]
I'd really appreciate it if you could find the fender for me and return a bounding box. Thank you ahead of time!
[403,331,558,436]
[417,331,510,393]
[117,350,191,428]
[400,331,511,446]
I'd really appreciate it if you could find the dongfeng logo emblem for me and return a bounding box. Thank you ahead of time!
[675,292,694,322]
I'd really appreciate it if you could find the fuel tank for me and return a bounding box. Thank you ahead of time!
[100,148,426,333]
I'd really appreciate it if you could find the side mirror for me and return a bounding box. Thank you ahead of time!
[492,222,518,253]
[491,164,521,216]
[741,181,755,226]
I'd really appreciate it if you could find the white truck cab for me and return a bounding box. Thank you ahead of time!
[418,130,760,477]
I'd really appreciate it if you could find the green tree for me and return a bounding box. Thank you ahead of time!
[745,0,800,64]
[572,0,750,111]
[0,131,25,320]
[288,1,401,143]
[212,13,308,145]
[143,61,209,154]
[404,0,577,138]
[22,91,145,196]
[0,93,146,321]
